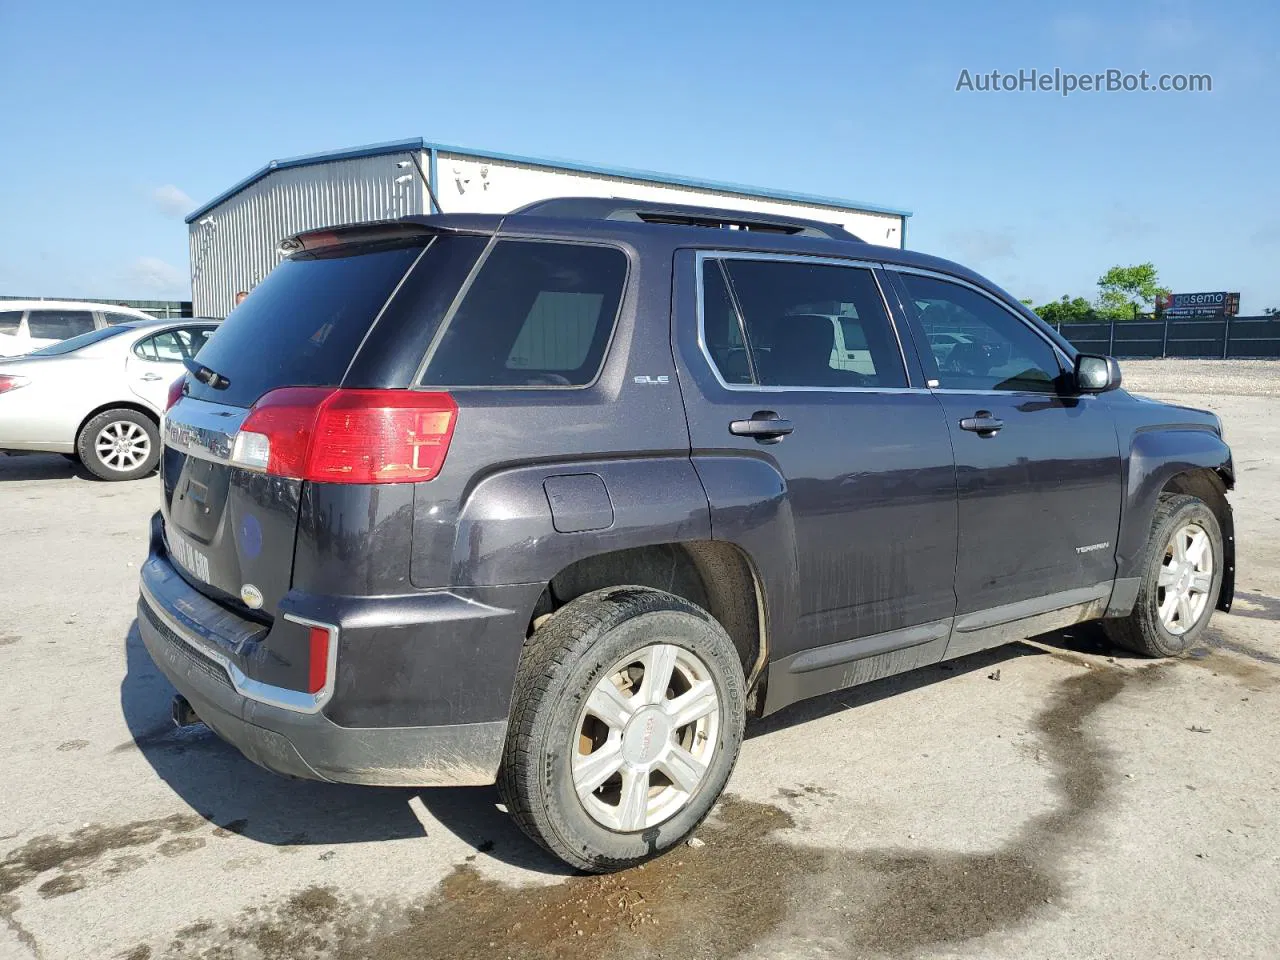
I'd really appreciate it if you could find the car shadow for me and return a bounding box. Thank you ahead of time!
[119,620,567,873]
[1230,590,1280,622]
[0,452,91,482]
[119,615,1142,874]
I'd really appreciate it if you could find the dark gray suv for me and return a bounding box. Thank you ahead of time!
[138,198,1235,871]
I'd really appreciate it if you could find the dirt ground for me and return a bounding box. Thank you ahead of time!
[0,359,1277,960]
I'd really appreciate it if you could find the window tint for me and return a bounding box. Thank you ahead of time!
[140,326,212,362]
[184,244,423,407]
[0,311,21,335]
[28,327,130,356]
[27,310,95,340]
[701,262,753,384]
[420,241,627,387]
[708,258,906,388]
[900,274,1063,394]
[104,312,144,325]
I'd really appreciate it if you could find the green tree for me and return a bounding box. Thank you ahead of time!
[1034,295,1096,326]
[1095,263,1169,320]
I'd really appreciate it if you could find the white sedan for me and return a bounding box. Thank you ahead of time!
[0,299,156,357]
[0,319,217,480]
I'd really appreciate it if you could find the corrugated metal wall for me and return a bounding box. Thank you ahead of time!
[435,153,906,247]
[189,153,427,317]
[189,146,907,317]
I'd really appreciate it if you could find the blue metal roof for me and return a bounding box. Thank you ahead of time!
[184,137,912,224]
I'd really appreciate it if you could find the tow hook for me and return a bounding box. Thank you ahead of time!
[171,694,201,728]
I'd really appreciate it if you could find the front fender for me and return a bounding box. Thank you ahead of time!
[1117,427,1233,582]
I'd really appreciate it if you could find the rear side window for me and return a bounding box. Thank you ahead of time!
[104,312,145,325]
[704,258,907,389]
[183,244,423,407]
[420,241,627,388]
[28,310,95,340]
[0,311,22,335]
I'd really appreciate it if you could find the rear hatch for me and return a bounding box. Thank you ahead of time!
[161,229,463,618]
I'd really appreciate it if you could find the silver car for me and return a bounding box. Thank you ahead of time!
[0,319,218,480]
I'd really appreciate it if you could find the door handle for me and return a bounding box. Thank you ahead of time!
[959,410,1004,437]
[730,411,793,444]
[139,373,164,382]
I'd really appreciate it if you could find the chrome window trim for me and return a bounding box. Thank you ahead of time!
[693,249,926,395]
[140,578,340,715]
[890,265,1075,370]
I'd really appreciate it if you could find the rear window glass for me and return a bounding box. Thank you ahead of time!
[184,244,423,407]
[27,326,130,356]
[420,240,627,387]
[0,311,21,335]
[28,310,95,340]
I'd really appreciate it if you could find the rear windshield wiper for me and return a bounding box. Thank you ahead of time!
[183,358,231,390]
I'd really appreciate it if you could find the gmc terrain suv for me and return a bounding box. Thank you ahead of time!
[138,198,1235,871]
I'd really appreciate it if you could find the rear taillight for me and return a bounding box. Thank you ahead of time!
[0,375,29,395]
[165,376,186,412]
[231,388,458,484]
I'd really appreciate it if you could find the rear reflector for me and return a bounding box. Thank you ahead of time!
[231,388,458,484]
[0,375,29,395]
[307,625,331,694]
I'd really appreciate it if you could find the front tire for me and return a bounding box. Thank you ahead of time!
[498,587,746,872]
[1105,493,1223,657]
[77,409,160,481]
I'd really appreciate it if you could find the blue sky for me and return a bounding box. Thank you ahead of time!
[1,0,1276,312]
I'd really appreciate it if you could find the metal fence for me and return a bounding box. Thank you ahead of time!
[1057,316,1280,359]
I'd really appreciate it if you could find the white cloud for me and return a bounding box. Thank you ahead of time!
[124,257,187,297]
[151,184,194,219]
[1051,14,1101,46]
[942,228,1018,265]
[1102,207,1156,241]
[1140,16,1199,51]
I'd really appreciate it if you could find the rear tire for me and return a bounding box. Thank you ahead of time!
[1105,494,1223,657]
[498,587,746,873]
[77,409,160,481]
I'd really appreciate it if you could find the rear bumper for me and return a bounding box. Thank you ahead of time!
[135,518,536,787]
[138,592,507,786]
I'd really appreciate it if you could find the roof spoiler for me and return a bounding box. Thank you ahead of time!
[511,197,862,242]
[278,220,440,255]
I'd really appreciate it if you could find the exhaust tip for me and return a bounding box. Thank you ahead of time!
[171,694,200,728]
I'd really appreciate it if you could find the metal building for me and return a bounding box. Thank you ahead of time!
[185,138,912,318]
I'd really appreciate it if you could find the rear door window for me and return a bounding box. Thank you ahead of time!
[419,240,627,387]
[183,244,424,407]
[0,311,22,335]
[27,310,96,340]
[704,257,907,389]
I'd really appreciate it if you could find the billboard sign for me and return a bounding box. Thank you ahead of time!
[1155,291,1240,319]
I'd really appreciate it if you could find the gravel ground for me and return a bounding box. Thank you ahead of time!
[1120,358,1280,397]
[1,376,1278,960]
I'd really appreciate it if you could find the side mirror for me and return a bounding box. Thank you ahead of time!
[1075,354,1122,393]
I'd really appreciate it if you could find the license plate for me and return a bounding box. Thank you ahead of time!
[168,530,211,583]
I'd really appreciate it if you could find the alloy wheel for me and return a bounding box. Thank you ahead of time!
[572,643,721,832]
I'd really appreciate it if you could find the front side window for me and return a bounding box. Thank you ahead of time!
[0,311,22,335]
[702,257,907,389]
[27,310,95,340]
[899,273,1063,394]
[420,240,627,387]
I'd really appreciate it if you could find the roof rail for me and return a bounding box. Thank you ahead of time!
[510,197,862,242]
